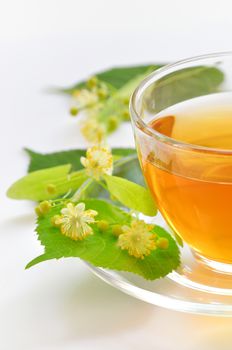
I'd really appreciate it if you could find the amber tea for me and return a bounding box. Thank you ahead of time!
[142,93,232,264]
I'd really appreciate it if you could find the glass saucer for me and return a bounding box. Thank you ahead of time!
[86,244,232,317]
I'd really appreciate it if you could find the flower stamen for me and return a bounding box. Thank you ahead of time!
[117,220,157,259]
[81,145,113,180]
[52,202,98,241]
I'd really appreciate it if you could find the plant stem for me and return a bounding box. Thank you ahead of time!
[72,178,93,202]
[114,154,137,169]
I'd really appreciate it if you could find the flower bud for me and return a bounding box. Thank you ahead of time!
[97,88,108,99]
[156,237,169,249]
[35,201,52,216]
[39,200,52,214]
[69,107,79,116]
[97,220,109,232]
[122,110,130,121]
[46,184,56,195]
[87,76,98,89]
[122,97,130,105]
[112,224,123,237]
[107,116,119,132]
[51,215,62,227]
[35,206,43,217]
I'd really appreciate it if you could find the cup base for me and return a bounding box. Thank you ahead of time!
[169,245,232,295]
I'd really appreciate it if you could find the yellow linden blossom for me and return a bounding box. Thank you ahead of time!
[81,118,106,144]
[54,202,98,241]
[71,89,98,109]
[80,145,113,180]
[117,220,157,259]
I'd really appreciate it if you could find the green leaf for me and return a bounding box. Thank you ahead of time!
[104,174,157,216]
[95,65,162,89]
[61,64,163,94]
[25,148,87,173]
[7,165,88,201]
[26,199,180,280]
[150,66,224,112]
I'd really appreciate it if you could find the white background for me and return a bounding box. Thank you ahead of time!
[1,0,232,349]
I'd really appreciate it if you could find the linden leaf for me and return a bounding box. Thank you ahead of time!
[104,174,157,216]
[7,165,88,201]
[26,199,180,280]
[93,65,162,89]
[61,64,163,93]
[149,66,224,113]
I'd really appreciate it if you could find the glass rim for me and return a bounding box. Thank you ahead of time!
[130,51,232,155]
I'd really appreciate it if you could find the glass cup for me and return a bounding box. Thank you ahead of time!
[130,52,232,291]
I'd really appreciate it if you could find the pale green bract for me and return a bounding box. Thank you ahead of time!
[7,165,88,201]
[104,174,157,216]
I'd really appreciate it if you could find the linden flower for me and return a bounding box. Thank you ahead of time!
[81,118,106,144]
[54,202,98,241]
[80,145,113,180]
[71,89,98,109]
[117,220,157,259]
